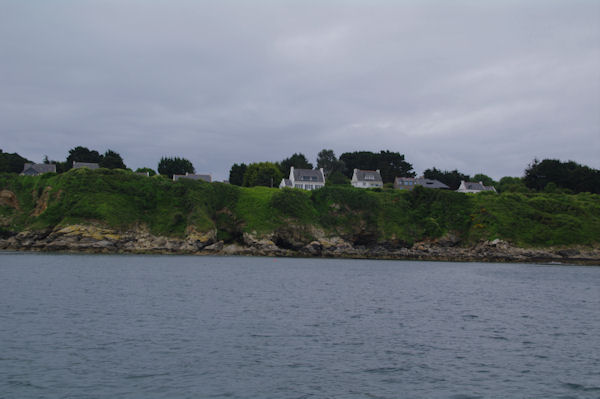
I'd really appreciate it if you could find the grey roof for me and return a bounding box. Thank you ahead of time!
[354,169,383,182]
[292,168,324,183]
[394,177,449,189]
[417,178,449,189]
[73,161,99,169]
[173,173,212,182]
[464,182,485,190]
[21,163,56,175]
[462,181,495,191]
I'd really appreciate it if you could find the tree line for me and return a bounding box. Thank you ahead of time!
[1,147,599,194]
[0,146,194,179]
[228,150,416,187]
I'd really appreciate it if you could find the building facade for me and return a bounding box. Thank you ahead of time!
[279,167,325,190]
[351,169,383,188]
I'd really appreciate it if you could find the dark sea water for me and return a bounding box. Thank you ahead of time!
[1,253,599,399]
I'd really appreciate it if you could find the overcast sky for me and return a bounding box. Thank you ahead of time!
[1,0,599,181]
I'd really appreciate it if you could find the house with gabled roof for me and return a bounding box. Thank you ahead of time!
[73,161,99,170]
[279,167,325,190]
[21,163,57,176]
[351,169,383,188]
[394,177,449,190]
[456,180,496,193]
[173,173,212,182]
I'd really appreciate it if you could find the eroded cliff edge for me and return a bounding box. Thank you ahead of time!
[1,169,599,264]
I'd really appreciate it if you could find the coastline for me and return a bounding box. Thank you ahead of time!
[2,225,599,265]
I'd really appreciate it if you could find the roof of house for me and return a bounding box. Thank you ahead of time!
[73,162,99,169]
[173,173,212,182]
[417,178,449,189]
[292,168,324,183]
[394,177,449,189]
[354,169,383,182]
[22,163,56,174]
[461,181,495,191]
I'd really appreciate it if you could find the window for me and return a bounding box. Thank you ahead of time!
[295,184,302,188]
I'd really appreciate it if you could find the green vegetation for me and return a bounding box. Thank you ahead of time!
[524,158,600,194]
[0,149,31,173]
[157,156,195,178]
[242,162,282,188]
[339,150,415,183]
[1,169,599,248]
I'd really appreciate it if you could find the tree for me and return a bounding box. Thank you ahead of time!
[243,162,283,187]
[339,150,415,183]
[278,153,313,177]
[66,146,102,170]
[0,149,30,173]
[317,149,344,177]
[423,168,470,191]
[496,176,530,193]
[524,158,600,194]
[158,157,195,178]
[135,167,156,176]
[99,149,126,169]
[325,170,350,186]
[228,163,247,186]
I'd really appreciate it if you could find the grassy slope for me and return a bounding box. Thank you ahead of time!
[1,169,599,247]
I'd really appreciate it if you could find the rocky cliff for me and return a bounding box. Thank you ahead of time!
[2,224,599,265]
[1,169,599,264]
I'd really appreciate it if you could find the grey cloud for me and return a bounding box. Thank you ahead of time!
[1,1,598,181]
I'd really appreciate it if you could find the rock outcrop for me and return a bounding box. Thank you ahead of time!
[1,225,599,265]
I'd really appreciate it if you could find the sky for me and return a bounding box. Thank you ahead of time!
[1,0,599,181]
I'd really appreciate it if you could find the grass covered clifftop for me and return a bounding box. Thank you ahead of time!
[1,168,599,248]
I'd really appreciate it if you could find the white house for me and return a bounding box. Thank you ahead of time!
[279,167,325,190]
[456,180,496,193]
[351,169,383,188]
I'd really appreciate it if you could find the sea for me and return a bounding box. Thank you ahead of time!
[1,253,599,399]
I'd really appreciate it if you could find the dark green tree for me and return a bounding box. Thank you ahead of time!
[278,153,313,177]
[158,157,195,178]
[325,170,350,186]
[0,149,31,173]
[135,167,156,176]
[99,149,126,169]
[496,176,530,193]
[66,146,102,170]
[228,163,247,186]
[423,168,471,190]
[339,150,414,183]
[317,149,344,177]
[523,158,600,194]
[243,162,283,187]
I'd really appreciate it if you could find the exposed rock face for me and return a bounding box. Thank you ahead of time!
[0,190,19,210]
[32,186,52,217]
[1,225,599,265]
